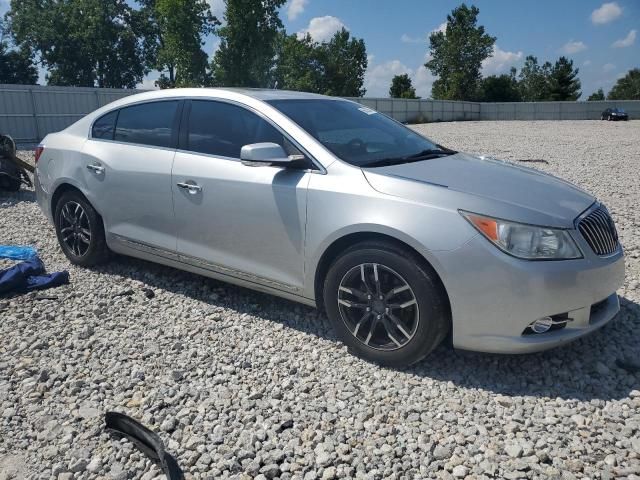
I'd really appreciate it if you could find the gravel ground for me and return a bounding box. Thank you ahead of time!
[1,120,640,480]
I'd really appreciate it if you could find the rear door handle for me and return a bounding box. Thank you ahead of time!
[176,182,202,193]
[86,164,105,174]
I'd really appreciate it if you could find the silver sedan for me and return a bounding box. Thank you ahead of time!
[34,88,625,367]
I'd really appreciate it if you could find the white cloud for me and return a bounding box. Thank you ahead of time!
[481,45,523,75]
[413,65,436,99]
[207,0,225,19]
[297,16,346,42]
[364,58,435,98]
[561,40,587,54]
[583,60,592,66]
[287,0,308,21]
[612,29,636,48]
[365,59,412,97]
[401,34,423,44]
[603,63,616,72]
[432,22,447,35]
[591,2,622,24]
[139,77,159,90]
[401,23,445,44]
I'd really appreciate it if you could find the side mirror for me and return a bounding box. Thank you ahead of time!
[240,142,294,166]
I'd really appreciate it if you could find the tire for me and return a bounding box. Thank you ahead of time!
[323,241,449,367]
[607,115,612,121]
[54,190,109,266]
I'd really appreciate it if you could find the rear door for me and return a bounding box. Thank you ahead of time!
[82,100,182,252]
[171,99,311,293]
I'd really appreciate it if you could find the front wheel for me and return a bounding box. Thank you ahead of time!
[323,241,449,367]
[54,191,109,266]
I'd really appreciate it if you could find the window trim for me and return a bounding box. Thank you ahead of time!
[178,98,325,173]
[89,98,185,150]
[91,109,120,141]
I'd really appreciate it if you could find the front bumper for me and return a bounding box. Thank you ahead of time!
[437,233,625,354]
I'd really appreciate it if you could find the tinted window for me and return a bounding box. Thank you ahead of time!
[114,101,179,148]
[187,100,285,158]
[92,110,118,140]
[268,99,441,167]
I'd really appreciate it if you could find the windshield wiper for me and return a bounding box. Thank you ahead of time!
[361,148,457,168]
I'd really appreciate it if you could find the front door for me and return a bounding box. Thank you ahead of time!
[171,100,311,293]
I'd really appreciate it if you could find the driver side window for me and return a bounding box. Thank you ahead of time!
[187,100,286,158]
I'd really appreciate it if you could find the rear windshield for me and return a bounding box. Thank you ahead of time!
[267,99,441,167]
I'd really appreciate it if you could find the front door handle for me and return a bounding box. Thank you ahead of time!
[176,182,202,193]
[86,164,105,174]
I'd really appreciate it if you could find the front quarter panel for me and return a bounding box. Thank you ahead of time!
[304,164,477,300]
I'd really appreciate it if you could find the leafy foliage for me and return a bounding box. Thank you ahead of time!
[518,55,552,101]
[607,68,640,100]
[548,56,581,101]
[137,0,218,88]
[274,29,367,97]
[478,68,521,102]
[587,88,605,101]
[8,0,147,88]
[274,33,324,93]
[389,73,419,99]
[319,28,367,97]
[0,19,38,84]
[212,0,286,87]
[426,3,495,101]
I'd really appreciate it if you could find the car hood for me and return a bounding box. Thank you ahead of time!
[362,152,595,228]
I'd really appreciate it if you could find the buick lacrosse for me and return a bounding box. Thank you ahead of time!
[35,89,625,366]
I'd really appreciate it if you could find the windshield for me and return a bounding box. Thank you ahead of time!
[613,108,625,113]
[267,99,447,167]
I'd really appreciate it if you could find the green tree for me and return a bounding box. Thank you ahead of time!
[274,29,367,96]
[518,55,552,101]
[0,43,38,84]
[548,56,581,101]
[212,0,286,87]
[137,0,217,88]
[0,19,38,84]
[389,73,419,99]
[426,3,495,100]
[8,0,147,88]
[273,33,324,92]
[479,68,521,102]
[607,68,640,100]
[587,88,605,101]
[318,28,367,97]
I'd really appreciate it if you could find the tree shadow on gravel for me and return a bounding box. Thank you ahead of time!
[96,255,639,402]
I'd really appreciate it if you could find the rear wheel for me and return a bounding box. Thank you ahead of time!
[323,241,449,367]
[54,191,109,266]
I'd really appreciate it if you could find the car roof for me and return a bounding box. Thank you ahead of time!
[132,87,338,102]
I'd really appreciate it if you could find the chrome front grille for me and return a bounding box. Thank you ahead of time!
[578,204,619,256]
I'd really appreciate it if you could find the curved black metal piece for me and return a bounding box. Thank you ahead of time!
[105,412,184,480]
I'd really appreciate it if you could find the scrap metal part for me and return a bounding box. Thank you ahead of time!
[105,412,184,480]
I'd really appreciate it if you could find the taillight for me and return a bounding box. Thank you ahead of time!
[35,145,44,164]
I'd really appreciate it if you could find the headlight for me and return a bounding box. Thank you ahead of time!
[461,211,582,260]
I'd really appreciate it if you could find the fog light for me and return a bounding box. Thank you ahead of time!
[530,317,553,334]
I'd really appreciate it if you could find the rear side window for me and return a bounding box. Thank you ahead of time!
[114,101,179,148]
[92,110,118,140]
[187,100,284,158]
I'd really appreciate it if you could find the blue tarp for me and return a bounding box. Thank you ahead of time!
[0,245,38,261]
[0,256,69,294]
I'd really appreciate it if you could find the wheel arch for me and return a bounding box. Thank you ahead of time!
[312,230,452,322]
[51,182,105,226]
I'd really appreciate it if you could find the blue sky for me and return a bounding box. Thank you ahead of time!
[2,0,638,98]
